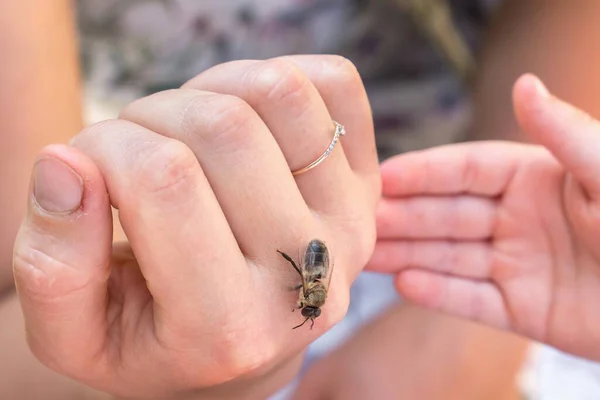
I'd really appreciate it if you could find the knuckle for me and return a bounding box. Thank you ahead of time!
[315,55,364,97]
[155,300,277,384]
[213,323,278,379]
[73,119,130,146]
[118,90,177,119]
[324,55,362,86]
[179,94,257,151]
[136,139,199,197]
[211,311,278,377]
[253,58,310,106]
[167,323,277,385]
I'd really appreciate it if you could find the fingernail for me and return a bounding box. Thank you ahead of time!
[33,158,83,214]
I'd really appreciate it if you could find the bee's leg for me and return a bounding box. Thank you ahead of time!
[292,317,310,330]
[292,300,304,312]
[277,250,303,278]
[309,318,315,330]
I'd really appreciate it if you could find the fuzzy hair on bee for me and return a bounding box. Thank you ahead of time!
[277,238,334,330]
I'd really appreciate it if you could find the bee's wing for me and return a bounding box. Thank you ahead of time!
[320,247,331,282]
[304,244,330,283]
[323,250,334,291]
[297,246,309,290]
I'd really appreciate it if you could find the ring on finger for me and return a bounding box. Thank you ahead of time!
[292,121,346,176]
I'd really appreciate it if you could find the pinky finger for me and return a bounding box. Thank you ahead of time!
[395,270,511,331]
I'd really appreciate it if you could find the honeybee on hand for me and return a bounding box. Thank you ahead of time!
[277,239,334,330]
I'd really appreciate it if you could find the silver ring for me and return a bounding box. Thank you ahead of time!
[292,121,346,176]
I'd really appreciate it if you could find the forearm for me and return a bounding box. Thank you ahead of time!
[0,0,83,292]
[352,303,528,400]
[469,0,600,142]
[409,308,529,400]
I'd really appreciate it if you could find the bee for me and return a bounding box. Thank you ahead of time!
[277,239,333,330]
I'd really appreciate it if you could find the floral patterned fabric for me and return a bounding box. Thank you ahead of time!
[75,0,499,160]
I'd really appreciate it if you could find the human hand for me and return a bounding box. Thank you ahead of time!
[12,55,380,399]
[367,73,600,361]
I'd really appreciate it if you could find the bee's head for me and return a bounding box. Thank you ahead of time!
[301,306,321,318]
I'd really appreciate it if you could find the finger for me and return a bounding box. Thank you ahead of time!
[379,141,542,198]
[366,240,492,279]
[13,144,112,373]
[182,58,357,215]
[119,90,317,260]
[281,55,380,189]
[514,73,600,200]
[395,270,510,330]
[71,120,250,332]
[376,196,497,239]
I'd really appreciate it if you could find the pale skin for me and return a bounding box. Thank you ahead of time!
[368,73,600,362]
[12,55,380,400]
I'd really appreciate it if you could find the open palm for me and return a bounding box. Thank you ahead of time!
[367,74,600,361]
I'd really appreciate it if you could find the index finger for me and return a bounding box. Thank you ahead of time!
[379,141,546,198]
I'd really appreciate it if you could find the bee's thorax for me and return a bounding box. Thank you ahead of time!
[302,281,327,307]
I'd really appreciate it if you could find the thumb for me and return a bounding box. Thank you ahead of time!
[513,73,600,199]
[12,144,112,375]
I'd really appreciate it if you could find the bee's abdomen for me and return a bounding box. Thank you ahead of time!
[306,239,327,264]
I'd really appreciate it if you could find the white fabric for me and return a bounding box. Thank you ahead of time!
[520,344,600,400]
